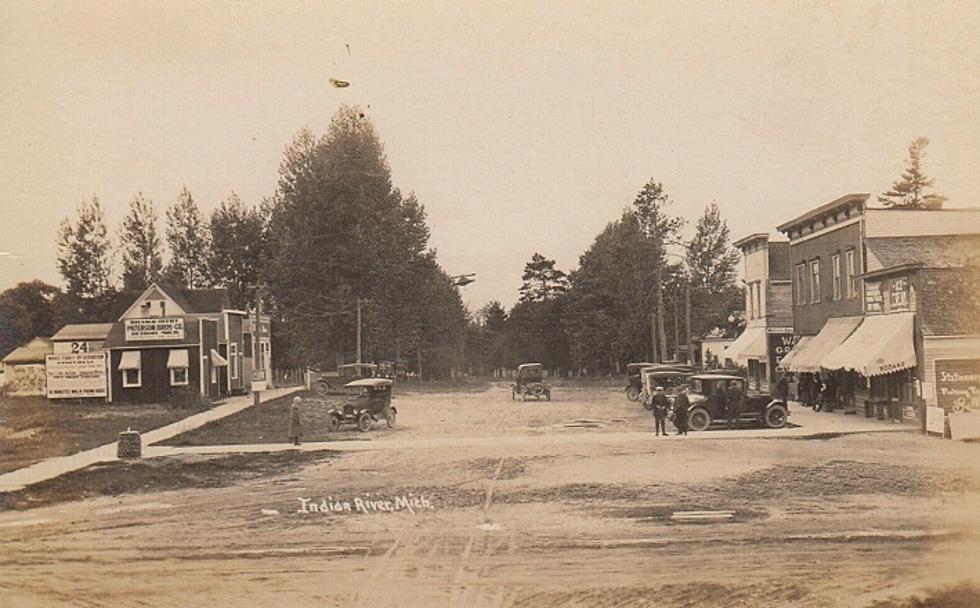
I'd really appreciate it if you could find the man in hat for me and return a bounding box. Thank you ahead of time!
[288,396,303,446]
[651,386,670,437]
[725,379,744,430]
[673,384,690,435]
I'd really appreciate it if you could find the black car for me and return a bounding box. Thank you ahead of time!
[680,374,788,431]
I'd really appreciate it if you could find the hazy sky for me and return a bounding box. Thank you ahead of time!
[2,1,979,309]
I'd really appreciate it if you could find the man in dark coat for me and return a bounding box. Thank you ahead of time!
[288,396,303,446]
[775,374,790,403]
[651,387,670,436]
[725,380,744,430]
[673,386,690,435]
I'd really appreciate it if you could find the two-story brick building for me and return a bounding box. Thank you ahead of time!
[728,233,794,392]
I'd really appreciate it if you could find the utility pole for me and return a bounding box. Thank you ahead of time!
[356,298,363,365]
[673,299,680,361]
[685,283,692,365]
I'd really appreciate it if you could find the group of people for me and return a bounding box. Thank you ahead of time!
[648,385,690,436]
[795,372,855,412]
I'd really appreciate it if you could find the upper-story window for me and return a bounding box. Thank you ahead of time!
[746,284,754,319]
[754,281,762,318]
[795,264,806,305]
[845,249,858,298]
[809,259,821,304]
[832,254,842,301]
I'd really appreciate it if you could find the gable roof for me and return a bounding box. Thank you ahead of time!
[118,282,230,320]
[2,337,53,364]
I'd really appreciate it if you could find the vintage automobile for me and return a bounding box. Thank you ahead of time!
[678,373,788,431]
[326,378,396,432]
[512,363,551,402]
[624,362,655,401]
[640,367,694,410]
[311,362,379,396]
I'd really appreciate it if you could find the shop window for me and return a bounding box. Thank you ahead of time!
[795,263,806,305]
[832,254,841,301]
[809,260,821,304]
[170,367,189,386]
[846,250,857,298]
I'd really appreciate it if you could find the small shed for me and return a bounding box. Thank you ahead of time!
[2,337,53,396]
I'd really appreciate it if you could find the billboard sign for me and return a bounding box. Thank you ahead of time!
[125,317,185,341]
[46,352,108,399]
[935,359,980,412]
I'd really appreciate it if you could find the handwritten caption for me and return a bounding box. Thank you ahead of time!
[297,493,434,516]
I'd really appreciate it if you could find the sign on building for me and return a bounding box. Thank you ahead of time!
[125,317,185,341]
[46,352,108,399]
[934,359,980,412]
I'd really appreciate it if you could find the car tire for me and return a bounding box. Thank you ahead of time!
[314,381,330,396]
[765,404,788,428]
[626,386,641,402]
[356,412,373,432]
[385,409,396,428]
[326,414,341,432]
[688,407,711,432]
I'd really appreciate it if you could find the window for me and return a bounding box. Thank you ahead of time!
[746,284,754,319]
[160,301,166,317]
[795,264,807,305]
[754,281,762,317]
[170,367,189,386]
[123,368,142,388]
[809,259,821,303]
[832,254,841,300]
[845,249,857,298]
[230,343,239,380]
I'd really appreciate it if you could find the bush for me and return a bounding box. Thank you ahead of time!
[169,387,211,410]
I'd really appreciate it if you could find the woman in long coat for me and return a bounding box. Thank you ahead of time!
[673,386,690,435]
[288,396,303,445]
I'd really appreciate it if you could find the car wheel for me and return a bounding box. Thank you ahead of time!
[385,409,396,428]
[314,381,330,396]
[688,407,710,432]
[326,413,341,432]
[356,412,373,432]
[766,404,788,428]
[626,386,641,402]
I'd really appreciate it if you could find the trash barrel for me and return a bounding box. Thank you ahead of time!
[117,428,142,459]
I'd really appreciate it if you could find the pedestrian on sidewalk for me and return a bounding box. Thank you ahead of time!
[673,385,690,435]
[775,374,790,403]
[651,387,670,436]
[725,380,744,430]
[288,396,303,446]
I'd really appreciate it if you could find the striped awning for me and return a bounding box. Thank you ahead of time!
[821,312,916,377]
[727,326,767,364]
[785,316,862,373]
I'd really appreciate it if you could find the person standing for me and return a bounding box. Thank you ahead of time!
[776,374,790,403]
[288,396,303,446]
[673,385,690,435]
[651,387,670,437]
[725,380,744,430]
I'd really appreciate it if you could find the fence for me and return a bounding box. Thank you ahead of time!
[272,368,306,388]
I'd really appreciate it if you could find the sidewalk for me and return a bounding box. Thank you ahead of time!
[0,387,301,493]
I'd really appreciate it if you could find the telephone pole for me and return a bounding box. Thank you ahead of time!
[356,298,363,365]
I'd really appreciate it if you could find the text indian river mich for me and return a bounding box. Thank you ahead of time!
[297,494,435,515]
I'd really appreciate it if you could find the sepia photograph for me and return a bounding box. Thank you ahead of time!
[1,2,979,606]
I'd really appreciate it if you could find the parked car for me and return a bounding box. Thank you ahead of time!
[624,362,655,401]
[679,373,789,431]
[311,362,378,396]
[326,378,396,432]
[512,363,551,402]
[640,368,694,410]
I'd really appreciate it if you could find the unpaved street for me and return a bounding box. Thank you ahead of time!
[2,382,979,607]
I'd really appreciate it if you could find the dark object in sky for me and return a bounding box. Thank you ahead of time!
[330,78,350,88]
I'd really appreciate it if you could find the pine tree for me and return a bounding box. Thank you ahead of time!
[119,193,163,291]
[878,136,947,210]
[631,180,684,362]
[164,187,211,288]
[519,253,569,303]
[57,197,114,299]
[685,202,743,338]
[209,192,266,309]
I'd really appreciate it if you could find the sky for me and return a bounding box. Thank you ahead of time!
[2,1,979,310]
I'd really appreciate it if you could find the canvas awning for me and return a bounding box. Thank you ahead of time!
[118,350,142,370]
[167,349,189,369]
[821,312,916,377]
[777,336,811,371]
[784,316,862,373]
[210,349,228,367]
[726,326,767,364]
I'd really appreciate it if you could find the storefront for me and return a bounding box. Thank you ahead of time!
[727,326,767,390]
[782,316,862,409]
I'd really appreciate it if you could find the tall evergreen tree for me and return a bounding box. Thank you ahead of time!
[631,180,684,362]
[164,187,211,288]
[119,193,163,291]
[57,197,114,299]
[209,192,266,309]
[519,253,568,303]
[685,202,743,339]
[878,136,947,210]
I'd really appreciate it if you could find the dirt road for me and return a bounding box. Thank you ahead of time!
[2,382,978,607]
